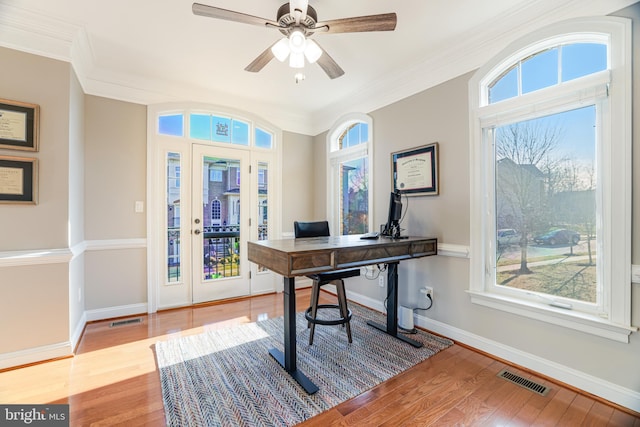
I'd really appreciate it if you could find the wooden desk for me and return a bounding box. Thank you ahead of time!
[248,235,437,394]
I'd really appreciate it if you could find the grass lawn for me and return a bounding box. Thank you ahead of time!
[497,260,596,303]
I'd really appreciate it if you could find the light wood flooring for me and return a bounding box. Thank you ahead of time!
[1,289,638,426]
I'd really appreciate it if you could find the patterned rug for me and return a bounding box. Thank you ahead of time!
[155,303,453,426]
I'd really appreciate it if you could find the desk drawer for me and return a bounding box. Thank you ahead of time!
[290,251,334,275]
[411,240,437,257]
[335,245,412,268]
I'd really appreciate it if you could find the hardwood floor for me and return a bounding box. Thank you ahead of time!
[1,289,638,426]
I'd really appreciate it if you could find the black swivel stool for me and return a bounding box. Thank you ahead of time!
[294,221,360,345]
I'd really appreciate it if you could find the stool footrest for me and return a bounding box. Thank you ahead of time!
[305,304,352,326]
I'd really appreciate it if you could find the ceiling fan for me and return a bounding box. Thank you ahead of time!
[192,0,397,79]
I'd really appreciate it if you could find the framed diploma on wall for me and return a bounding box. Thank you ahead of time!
[0,98,40,151]
[391,143,439,196]
[0,156,38,204]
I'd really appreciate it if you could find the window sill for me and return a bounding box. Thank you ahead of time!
[467,290,636,343]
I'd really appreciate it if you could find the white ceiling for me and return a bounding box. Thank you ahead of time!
[0,0,636,135]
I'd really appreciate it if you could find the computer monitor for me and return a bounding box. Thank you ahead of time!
[382,191,403,238]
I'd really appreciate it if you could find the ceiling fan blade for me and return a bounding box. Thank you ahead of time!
[315,45,344,79]
[244,43,277,73]
[192,3,278,27]
[315,13,397,33]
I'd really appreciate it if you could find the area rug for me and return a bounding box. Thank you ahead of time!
[155,303,453,426]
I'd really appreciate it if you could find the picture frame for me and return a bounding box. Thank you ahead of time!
[0,98,40,151]
[391,142,439,196]
[0,155,38,204]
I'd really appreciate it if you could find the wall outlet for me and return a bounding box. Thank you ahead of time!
[378,275,385,287]
[421,286,434,299]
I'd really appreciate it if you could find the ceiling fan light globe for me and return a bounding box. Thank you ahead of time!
[271,38,290,62]
[288,30,306,54]
[289,52,305,68]
[304,39,322,63]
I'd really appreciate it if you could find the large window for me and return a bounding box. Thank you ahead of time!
[469,18,633,341]
[327,114,373,235]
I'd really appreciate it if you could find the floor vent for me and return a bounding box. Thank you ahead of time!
[109,318,142,328]
[497,369,550,396]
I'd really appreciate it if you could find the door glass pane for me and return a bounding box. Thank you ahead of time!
[231,120,249,146]
[159,114,183,136]
[255,128,272,149]
[202,156,241,280]
[211,116,231,143]
[340,156,368,235]
[190,114,211,140]
[257,162,269,272]
[167,152,181,283]
[494,105,597,304]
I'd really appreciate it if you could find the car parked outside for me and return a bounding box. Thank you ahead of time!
[497,228,521,247]
[533,228,580,246]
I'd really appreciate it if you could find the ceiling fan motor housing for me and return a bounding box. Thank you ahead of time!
[276,3,318,36]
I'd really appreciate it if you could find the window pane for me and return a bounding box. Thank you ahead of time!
[231,120,249,146]
[190,114,211,140]
[255,127,273,149]
[489,66,518,104]
[562,43,607,82]
[159,114,183,136]
[340,156,369,235]
[211,116,231,143]
[522,48,558,94]
[494,105,597,304]
[166,152,181,283]
[340,123,368,149]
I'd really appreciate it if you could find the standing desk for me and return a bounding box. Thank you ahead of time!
[247,235,437,394]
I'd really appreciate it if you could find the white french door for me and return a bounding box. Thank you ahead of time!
[150,105,281,311]
[191,144,251,303]
[156,141,277,309]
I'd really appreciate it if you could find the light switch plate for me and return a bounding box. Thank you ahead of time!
[135,201,144,213]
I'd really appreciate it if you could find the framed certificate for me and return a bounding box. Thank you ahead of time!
[0,98,40,151]
[391,143,439,196]
[0,155,38,204]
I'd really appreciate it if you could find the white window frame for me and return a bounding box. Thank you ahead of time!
[468,17,634,342]
[326,113,374,235]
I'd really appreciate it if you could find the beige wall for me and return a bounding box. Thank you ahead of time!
[0,47,71,251]
[84,96,147,240]
[615,4,640,264]
[82,96,147,311]
[0,47,75,360]
[281,131,315,233]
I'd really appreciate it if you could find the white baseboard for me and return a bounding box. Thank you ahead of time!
[85,303,148,322]
[70,311,87,351]
[0,342,72,370]
[344,288,640,413]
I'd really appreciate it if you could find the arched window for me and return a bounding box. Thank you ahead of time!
[327,113,373,235]
[469,18,632,341]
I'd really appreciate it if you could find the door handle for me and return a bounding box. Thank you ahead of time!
[194,229,201,235]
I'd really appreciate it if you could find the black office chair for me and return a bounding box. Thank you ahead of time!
[294,221,360,345]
